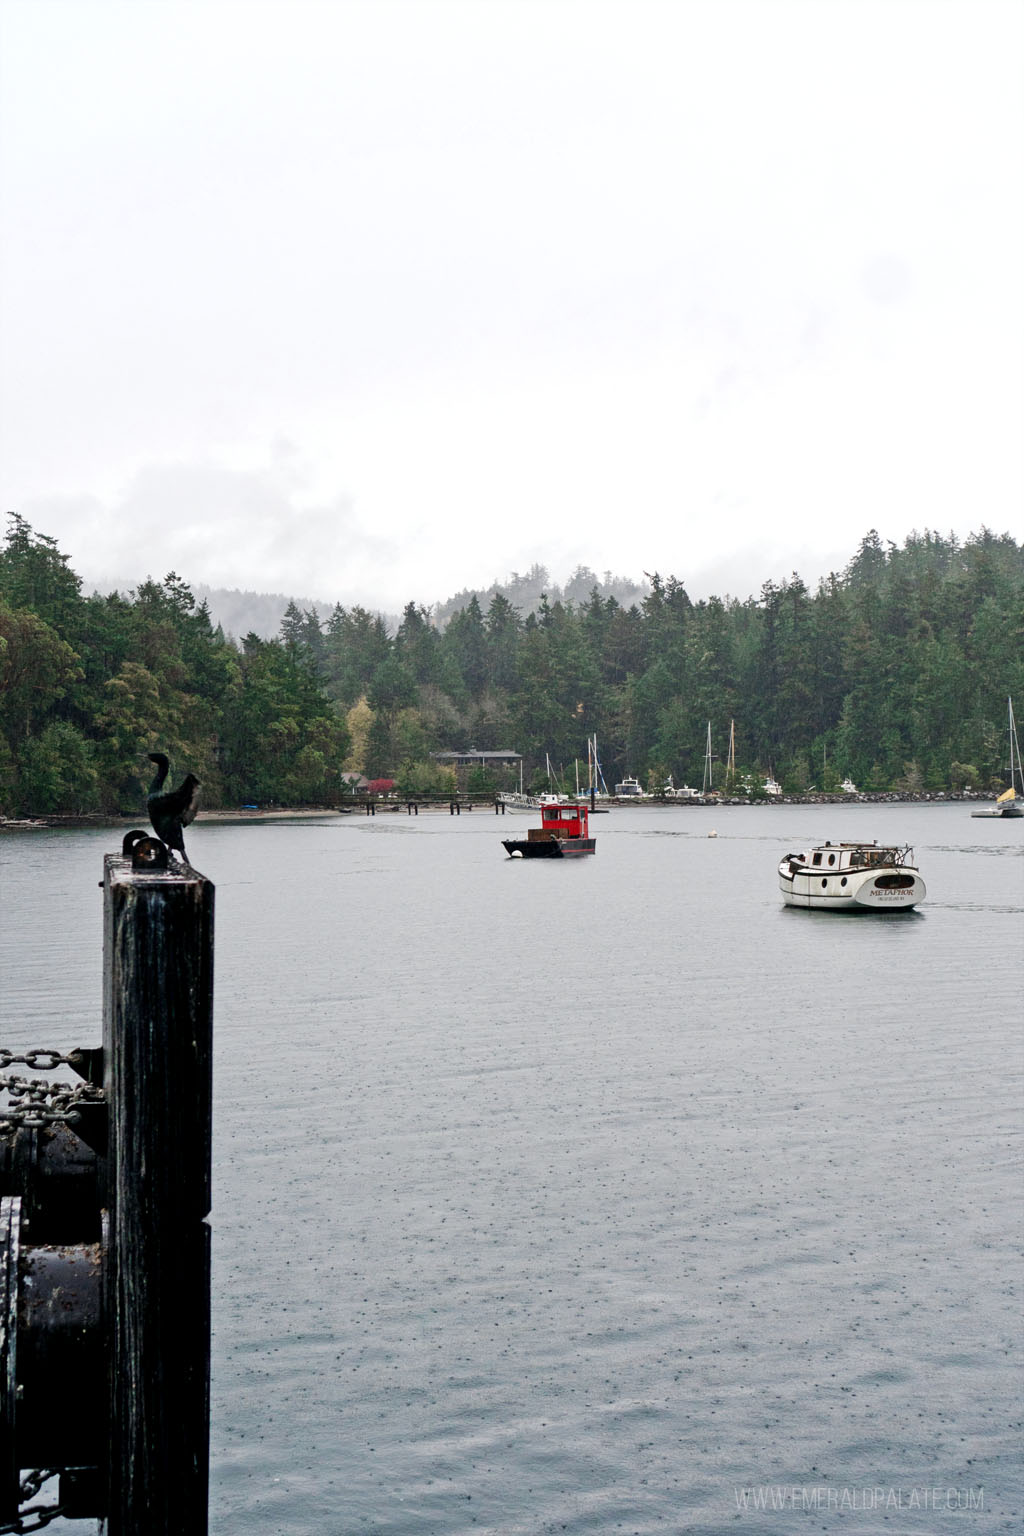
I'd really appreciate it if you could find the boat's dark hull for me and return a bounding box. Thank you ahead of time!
[502,837,596,858]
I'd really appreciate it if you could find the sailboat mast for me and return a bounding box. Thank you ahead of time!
[1009,697,1023,796]
[591,734,609,797]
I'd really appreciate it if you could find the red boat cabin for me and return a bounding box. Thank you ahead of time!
[539,801,590,840]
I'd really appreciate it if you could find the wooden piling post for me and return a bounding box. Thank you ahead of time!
[102,855,213,1535]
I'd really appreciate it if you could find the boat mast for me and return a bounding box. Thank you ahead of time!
[702,722,713,797]
[727,720,736,786]
[1009,697,1023,797]
[591,734,609,797]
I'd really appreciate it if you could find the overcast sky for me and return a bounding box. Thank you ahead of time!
[1,0,1021,612]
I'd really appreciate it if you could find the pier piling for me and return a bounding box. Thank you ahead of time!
[103,854,213,1534]
[1,851,214,1534]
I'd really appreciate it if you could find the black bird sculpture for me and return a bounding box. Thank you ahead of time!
[146,753,201,863]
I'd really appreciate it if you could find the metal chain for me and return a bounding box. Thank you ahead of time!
[0,1051,81,1073]
[0,1065,105,1134]
[0,1471,65,1534]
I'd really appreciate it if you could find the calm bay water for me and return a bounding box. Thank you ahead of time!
[2,804,1022,1534]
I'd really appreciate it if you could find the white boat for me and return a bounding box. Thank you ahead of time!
[841,777,858,794]
[779,840,926,910]
[763,775,782,797]
[614,776,644,798]
[663,777,700,800]
[971,698,1024,818]
[497,760,541,812]
[496,791,542,812]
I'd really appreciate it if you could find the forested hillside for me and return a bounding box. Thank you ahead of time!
[165,565,647,642]
[1,514,1021,815]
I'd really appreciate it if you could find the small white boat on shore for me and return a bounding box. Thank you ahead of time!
[496,791,542,812]
[662,776,700,800]
[779,840,926,910]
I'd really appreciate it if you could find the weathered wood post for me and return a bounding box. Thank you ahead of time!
[103,853,213,1535]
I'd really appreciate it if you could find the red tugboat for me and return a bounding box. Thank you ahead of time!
[502,800,597,858]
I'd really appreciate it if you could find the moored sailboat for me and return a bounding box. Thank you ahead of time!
[971,698,1024,818]
[700,722,719,802]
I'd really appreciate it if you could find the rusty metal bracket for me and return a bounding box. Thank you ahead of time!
[121,831,170,871]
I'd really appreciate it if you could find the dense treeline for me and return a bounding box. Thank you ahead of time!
[1,514,1022,816]
[0,515,348,813]
[313,526,1023,795]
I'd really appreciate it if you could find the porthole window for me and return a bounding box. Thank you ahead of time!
[841,877,848,887]
[821,878,828,888]
[827,854,836,866]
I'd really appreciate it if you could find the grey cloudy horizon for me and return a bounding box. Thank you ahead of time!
[1,0,1021,614]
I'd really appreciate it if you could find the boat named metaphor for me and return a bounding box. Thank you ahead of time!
[778,840,926,910]
[502,800,597,858]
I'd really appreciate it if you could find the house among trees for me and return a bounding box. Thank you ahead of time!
[432,750,521,789]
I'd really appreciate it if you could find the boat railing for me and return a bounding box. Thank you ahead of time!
[852,845,913,868]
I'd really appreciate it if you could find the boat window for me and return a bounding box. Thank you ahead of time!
[841,877,848,887]
[827,854,836,866]
[812,852,822,866]
[821,878,828,888]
